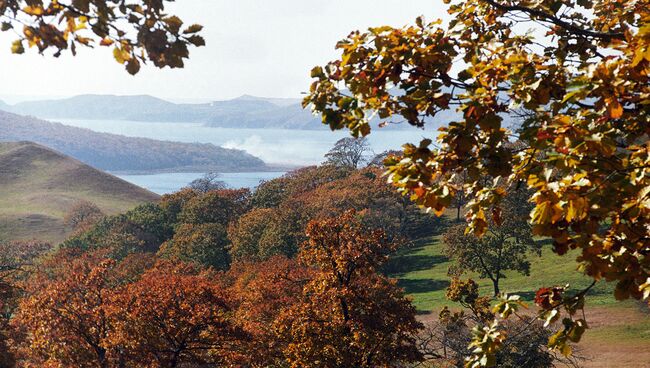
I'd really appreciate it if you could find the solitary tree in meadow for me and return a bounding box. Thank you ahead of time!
[443,188,538,296]
[64,200,104,231]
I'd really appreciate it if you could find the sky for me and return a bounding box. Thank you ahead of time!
[0,0,448,103]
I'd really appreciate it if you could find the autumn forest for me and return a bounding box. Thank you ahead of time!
[1,0,649,367]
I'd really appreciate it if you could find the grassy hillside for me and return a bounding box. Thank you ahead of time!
[0,141,159,243]
[389,218,650,367]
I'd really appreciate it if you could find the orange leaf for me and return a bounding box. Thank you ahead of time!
[607,98,623,119]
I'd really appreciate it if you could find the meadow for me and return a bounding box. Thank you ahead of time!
[388,216,650,367]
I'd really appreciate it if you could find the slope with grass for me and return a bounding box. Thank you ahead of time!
[387,218,650,367]
[0,141,159,243]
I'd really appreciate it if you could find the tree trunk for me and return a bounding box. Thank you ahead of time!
[492,279,500,297]
[170,352,180,368]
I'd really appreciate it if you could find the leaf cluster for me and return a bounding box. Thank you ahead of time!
[1,0,205,74]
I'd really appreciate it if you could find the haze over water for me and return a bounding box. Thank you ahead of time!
[56,119,438,193]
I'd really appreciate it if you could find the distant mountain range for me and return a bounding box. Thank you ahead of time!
[0,94,451,130]
[0,141,159,242]
[0,110,268,173]
[1,94,330,130]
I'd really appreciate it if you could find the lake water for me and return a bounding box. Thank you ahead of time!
[116,171,287,195]
[56,118,439,193]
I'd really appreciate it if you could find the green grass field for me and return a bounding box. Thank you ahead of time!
[388,235,615,312]
[388,222,650,366]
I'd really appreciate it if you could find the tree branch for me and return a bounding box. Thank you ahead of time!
[482,0,626,41]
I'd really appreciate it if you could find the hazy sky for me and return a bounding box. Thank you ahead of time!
[0,0,448,102]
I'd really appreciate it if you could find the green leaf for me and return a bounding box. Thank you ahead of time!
[310,66,324,78]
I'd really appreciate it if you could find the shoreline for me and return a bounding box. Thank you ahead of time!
[108,166,299,176]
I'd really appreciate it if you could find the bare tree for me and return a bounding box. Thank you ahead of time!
[187,172,227,193]
[324,137,371,168]
[64,200,104,231]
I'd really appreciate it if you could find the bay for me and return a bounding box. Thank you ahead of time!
[56,119,436,166]
[116,171,287,195]
[55,118,439,194]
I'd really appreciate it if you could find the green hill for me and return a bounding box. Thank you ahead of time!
[0,141,159,243]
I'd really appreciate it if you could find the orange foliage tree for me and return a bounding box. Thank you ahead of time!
[226,256,311,366]
[274,211,423,367]
[11,250,123,367]
[251,165,353,209]
[11,250,247,367]
[108,261,248,367]
[178,189,251,226]
[236,167,437,262]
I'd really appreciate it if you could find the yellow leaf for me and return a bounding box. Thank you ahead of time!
[560,342,572,356]
[640,278,650,300]
[11,40,24,54]
[631,47,646,67]
[113,46,131,64]
[531,201,563,224]
[22,6,44,16]
[531,201,552,224]
[566,197,587,222]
